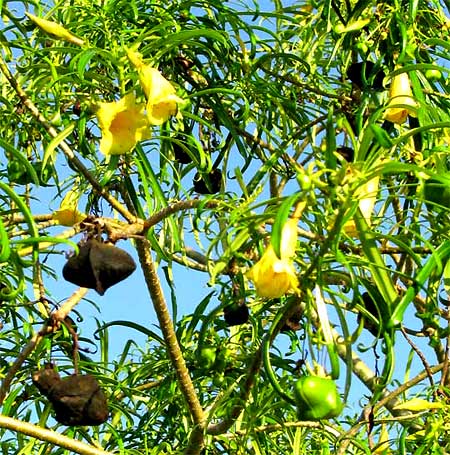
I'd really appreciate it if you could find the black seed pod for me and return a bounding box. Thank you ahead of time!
[224,303,249,326]
[63,239,136,295]
[336,146,355,163]
[193,169,222,194]
[33,367,108,426]
[346,62,385,90]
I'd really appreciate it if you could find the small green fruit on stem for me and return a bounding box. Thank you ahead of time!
[293,376,343,420]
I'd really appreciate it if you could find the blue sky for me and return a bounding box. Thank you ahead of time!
[1,0,445,428]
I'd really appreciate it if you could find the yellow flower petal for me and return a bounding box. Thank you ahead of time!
[53,184,86,226]
[140,67,183,125]
[279,217,299,258]
[126,49,184,125]
[53,208,85,226]
[343,175,380,236]
[393,398,444,412]
[26,12,84,46]
[384,71,417,124]
[96,93,151,155]
[247,245,299,298]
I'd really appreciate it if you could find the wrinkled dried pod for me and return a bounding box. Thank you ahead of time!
[33,368,108,426]
[224,302,249,326]
[89,240,136,295]
[193,169,222,194]
[280,304,303,333]
[62,241,97,289]
[63,239,136,295]
[32,365,61,396]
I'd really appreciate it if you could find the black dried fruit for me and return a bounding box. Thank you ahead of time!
[63,239,136,295]
[33,368,108,426]
[346,62,385,90]
[193,169,222,194]
[32,365,61,396]
[336,146,355,163]
[224,303,249,326]
[280,305,303,332]
[358,292,380,336]
[173,142,192,164]
[62,241,97,290]
[73,100,82,116]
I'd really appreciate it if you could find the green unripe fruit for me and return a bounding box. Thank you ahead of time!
[423,178,450,208]
[197,347,217,370]
[294,376,343,420]
[425,69,442,81]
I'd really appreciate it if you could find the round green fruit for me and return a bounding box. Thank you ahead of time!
[197,347,217,370]
[294,376,343,420]
[423,178,450,208]
[425,69,442,81]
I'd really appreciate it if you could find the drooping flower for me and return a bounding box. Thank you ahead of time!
[142,67,184,125]
[25,12,84,46]
[52,184,85,226]
[278,217,299,258]
[247,218,299,299]
[384,71,417,124]
[96,93,150,155]
[343,175,380,236]
[127,48,184,125]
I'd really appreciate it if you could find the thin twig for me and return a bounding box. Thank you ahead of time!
[0,415,112,455]
[0,287,88,404]
[401,326,434,387]
[336,363,444,455]
[206,347,263,435]
[107,199,221,242]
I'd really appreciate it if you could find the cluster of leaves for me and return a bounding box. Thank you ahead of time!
[2,0,450,454]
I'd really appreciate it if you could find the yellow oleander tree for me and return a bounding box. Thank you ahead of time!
[1,1,450,454]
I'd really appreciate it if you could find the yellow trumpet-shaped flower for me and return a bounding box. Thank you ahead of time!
[343,175,380,236]
[247,217,299,299]
[52,184,86,226]
[26,12,84,46]
[143,67,184,125]
[247,246,299,298]
[384,71,417,124]
[96,93,151,155]
[278,217,299,258]
[127,48,184,125]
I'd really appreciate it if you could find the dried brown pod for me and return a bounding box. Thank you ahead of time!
[63,239,136,295]
[224,302,249,326]
[336,146,355,163]
[357,292,380,336]
[173,142,192,164]
[346,61,385,90]
[193,169,222,194]
[280,305,303,332]
[33,367,108,426]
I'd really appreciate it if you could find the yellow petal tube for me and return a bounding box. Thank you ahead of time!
[96,93,151,155]
[279,217,299,258]
[53,208,85,226]
[126,48,183,125]
[247,245,299,299]
[141,67,184,125]
[52,184,86,226]
[384,71,417,124]
[343,175,380,236]
[25,12,84,46]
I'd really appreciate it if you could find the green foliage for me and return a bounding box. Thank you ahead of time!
[2,0,450,454]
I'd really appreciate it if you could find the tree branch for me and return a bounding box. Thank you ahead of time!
[0,415,112,455]
[134,239,206,453]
